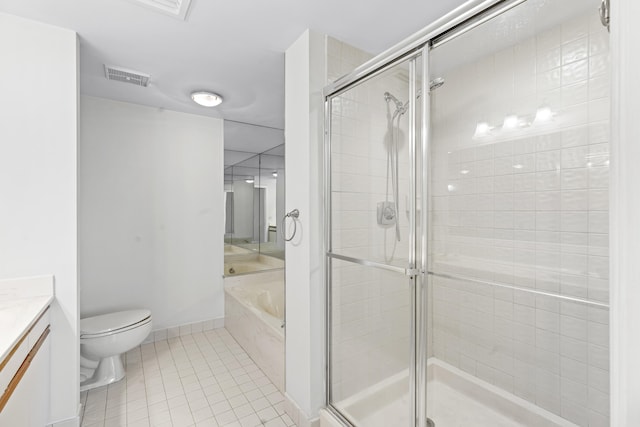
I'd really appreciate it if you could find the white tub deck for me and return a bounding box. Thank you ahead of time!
[224,270,285,392]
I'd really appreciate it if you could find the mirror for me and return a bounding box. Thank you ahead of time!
[224,144,285,260]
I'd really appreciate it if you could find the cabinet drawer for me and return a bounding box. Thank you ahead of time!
[0,306,50,413]
[27,309,49,349]
[0,340,29,398]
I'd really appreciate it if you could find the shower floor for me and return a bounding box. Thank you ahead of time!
[324,359,578,427]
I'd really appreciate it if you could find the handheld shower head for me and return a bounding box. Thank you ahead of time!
[430,77,445,90]
[384,91,405,111]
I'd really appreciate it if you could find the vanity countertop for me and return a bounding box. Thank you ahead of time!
[0,276,54,364]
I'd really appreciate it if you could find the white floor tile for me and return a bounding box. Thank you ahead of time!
[80,329,295,427]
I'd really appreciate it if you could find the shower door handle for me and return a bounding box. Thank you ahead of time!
[326,252,423,278]
[405,267,423,278]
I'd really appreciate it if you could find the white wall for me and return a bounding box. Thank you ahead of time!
[284,30,326,421]
[79,96,224,330]
[0,12,79,426]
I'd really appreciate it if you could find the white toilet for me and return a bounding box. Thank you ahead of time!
[80,309,152,391]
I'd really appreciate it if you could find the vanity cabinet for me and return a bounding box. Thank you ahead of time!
[0,307,51,426]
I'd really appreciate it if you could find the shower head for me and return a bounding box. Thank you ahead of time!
[429,77,445,90]
[384,77,445,114]
[384,91,404,111]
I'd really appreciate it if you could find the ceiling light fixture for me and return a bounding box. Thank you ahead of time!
[245,179,254,184]
[191,91,223,107]
[272,171,278,177]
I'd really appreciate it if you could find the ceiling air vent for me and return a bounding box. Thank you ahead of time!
[104,65,150,87]
[127,0,193,20]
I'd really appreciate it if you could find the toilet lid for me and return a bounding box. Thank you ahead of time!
[81,309,151,336]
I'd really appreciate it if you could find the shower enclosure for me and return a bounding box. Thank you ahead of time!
[324,0,610,426]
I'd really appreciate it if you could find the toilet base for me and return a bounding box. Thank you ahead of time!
[80,354,126,392]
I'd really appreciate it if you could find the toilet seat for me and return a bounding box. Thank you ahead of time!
[81,309,152,339]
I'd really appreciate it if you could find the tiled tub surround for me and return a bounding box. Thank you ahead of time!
[80,329,294,427]
[225,270,285,392]
[429,11,610,427]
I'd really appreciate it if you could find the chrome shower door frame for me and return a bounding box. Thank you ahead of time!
[323,46,431,427]
[323,2,541,426]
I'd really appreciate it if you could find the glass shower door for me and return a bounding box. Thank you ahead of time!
[325,50,428,427]
[427,0,610,425]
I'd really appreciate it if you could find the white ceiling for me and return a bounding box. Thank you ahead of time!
[0,0,467,158]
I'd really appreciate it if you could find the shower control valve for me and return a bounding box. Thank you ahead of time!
[377,201,397,226]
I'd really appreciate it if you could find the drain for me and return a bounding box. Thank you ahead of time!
[427,418,435,427]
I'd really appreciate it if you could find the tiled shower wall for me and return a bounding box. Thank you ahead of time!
[327,37,415,401]
[429,11,609,427]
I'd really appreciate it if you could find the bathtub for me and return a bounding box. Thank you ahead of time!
[224,254,284,277]
[224,269,284,391]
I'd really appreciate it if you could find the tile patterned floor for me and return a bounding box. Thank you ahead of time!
[80,328,295,427]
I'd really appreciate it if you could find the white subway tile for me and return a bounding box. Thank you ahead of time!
[561,126,589,148]
[562,16,589,43]
[537,27,562,51]
[588,365,609,393]
[561,253,588,276]
[588,76,609,100]
[589,98,610,123]
[536,191,561,210]
[562,38,588,65]
[561,336,588,363]
[589,30,610,56]
[588,321,609,348]
[536,171,561,190]
[536,212,561,231]
[589,410,610,427]
[588,344,609,371]
[537,47,561,72]
[560,315,588,340]
[589,53,610,78]
[561,399,589,426]
[561,189,588,210]
[561,376,588,406]
[588,211,608,233]
[538,68,562,92]
[536,310,561,334]
[562,59,589,85]
[562,81,588,107]
[561,356,588,384]
[588,386,610,416]
[561,211,589,232]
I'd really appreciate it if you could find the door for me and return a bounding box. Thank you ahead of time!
[325,48,429,427]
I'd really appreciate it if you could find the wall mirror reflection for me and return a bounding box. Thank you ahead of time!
[223,120,285,279]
